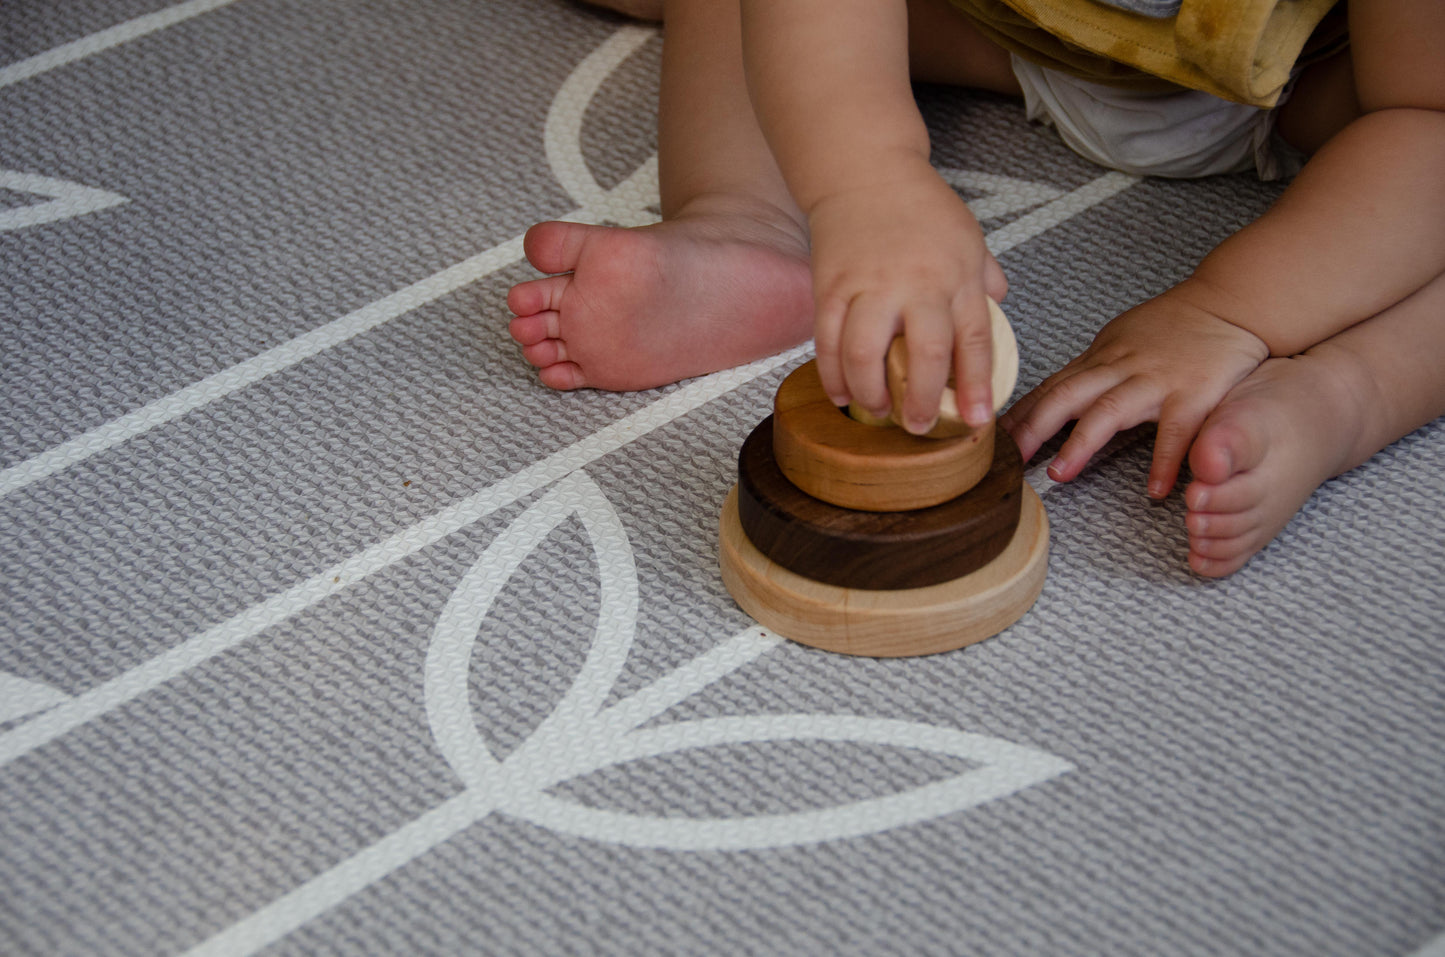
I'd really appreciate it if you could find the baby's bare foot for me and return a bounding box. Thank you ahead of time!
[506,202,813,392]
[1184,349,1373,577]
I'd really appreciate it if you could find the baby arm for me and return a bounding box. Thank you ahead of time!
[740,0,1006,433]
[1005,0,1445,496]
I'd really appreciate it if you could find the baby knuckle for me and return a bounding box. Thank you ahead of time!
[1156,417,1199,447]
[1048,376,1088,403]
[1089,390,1131,419]
[914,339,953,364]
[957,325,992,349]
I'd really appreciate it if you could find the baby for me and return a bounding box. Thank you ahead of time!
[507,0,1445,576]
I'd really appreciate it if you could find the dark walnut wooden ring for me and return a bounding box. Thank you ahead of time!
[736,416,1024,590]
[772,361,994,512]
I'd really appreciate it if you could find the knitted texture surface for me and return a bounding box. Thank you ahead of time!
[1,2,1441,955]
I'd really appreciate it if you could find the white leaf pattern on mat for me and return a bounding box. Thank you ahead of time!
[543,25,660,223]
[0,170,128,231]
[188,471,1071,954]
[425,470,1071,851]
[0,672,70,724]
[175,20,1119,949]
[939,169,1065,222]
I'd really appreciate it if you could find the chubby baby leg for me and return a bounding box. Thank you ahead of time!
[507,0,817,392]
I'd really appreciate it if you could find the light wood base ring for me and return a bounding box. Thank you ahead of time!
[719,484,1049,657]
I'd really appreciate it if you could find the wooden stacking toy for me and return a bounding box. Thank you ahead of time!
[719,299,1049,657]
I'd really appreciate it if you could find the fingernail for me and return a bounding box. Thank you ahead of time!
[1046,458,1066,480]
[966,402,993,426]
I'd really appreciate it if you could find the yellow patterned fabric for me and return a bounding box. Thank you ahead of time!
[945,0,1344,106]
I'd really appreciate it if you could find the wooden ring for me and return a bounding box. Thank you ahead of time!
[737,416,1023,589]
[719,483,1049,658]
[773,361,993,512]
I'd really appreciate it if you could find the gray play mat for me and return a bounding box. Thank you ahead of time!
[2,1,1441,954]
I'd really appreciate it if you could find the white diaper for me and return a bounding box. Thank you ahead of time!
[1010,55,1303,180]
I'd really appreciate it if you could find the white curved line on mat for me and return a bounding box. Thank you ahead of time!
[0,21,664,762]
[544,25,660,223]
[0,171,129,231]
[424,471,641,792]
[184,473,1067,957]
[0,344,809,773]
[427,476,1067,854]
[0,11,1128,819]
[516,716,1069,850]
[0,0,243,89]
[181,634,789,957]
[0,161,1138,761]
[183,469,781,957]
[0,26,661,502]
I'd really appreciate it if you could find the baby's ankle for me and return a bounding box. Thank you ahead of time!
[668,192,807,240]
[1299,342,1385,475]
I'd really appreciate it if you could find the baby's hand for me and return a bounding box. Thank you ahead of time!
[807,160,1006,434]
[1001,282,1270,498]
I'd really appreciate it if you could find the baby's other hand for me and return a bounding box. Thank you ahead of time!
[807,160,1007,434]
[1001,282,1269,498]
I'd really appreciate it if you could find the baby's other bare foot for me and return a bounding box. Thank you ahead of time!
[506,201,812,392]
[1184,349,1374,577]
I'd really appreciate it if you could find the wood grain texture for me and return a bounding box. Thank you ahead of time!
[737,416,1023,589]
[719,484,1050,657]
[773,361,994,512]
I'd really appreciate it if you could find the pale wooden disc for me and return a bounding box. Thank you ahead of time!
[719,483,1049,657]
[850,296,1020,438]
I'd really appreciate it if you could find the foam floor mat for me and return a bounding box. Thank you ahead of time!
[2,1,1442,954]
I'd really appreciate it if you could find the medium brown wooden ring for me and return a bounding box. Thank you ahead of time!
[772,360,994,512]
[737,416,1023,590]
